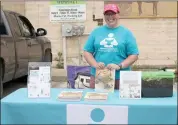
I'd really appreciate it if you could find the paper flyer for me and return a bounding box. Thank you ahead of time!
[28,84,41,98]
[39,66,51,83]
[28,70,39,83]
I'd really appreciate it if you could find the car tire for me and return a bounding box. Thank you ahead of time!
[44,50,52,62]
[0,61,3,99]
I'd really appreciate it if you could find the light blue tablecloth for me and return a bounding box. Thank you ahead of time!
[1,88,177,124]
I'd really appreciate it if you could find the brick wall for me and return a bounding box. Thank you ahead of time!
[65,18,177,66]
[1,1,25,15]
[120,18,177,66]
[2,1,177,67]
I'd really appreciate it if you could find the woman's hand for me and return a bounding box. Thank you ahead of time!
[95,62,105,70]
[106,63,120,70]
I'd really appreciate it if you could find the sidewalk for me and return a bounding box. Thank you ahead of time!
[51,68,67,88]
[52,68,67,82]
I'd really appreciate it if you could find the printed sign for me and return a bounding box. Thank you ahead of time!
[27,62,51,98]
[67,104,128,124]
[119,71,142,99]
[50,0,86,22]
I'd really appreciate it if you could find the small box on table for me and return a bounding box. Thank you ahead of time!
[84,92,108,101]
[58,91,83,101]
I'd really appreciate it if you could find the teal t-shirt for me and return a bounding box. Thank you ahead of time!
[83,25,139,79]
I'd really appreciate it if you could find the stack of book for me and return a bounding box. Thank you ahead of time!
[58,91,83,101]
[84,92,108,101]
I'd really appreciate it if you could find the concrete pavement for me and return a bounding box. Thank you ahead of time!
[52,68,67,82]
[51,68,67,88]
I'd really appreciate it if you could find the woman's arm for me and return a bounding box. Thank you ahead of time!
[83,51,98,67]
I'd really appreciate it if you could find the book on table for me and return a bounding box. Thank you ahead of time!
[119,71,142,99]
[58,91,83,101]
[95,68,115,93]
[84,92,108,101]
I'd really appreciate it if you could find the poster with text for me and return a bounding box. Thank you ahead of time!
[50,0,86,22]
[119,71,142,99]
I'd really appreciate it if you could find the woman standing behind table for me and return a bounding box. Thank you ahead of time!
[83,4,139,89]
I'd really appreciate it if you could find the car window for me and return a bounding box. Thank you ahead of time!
[0,13,3,23]
[8,13,21,36]
[0,15,7,35]
[16,16,32,37]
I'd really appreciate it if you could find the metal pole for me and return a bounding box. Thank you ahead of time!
[78,36,81,65]
[62,37,67,70]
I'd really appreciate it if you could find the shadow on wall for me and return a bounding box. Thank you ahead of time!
[137,1,158,16]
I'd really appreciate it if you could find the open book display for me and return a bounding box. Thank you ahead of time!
[84,92,108,101]
[58,91,83,101]
[95,68,115,92]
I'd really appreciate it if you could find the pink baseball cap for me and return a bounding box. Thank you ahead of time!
[104,4,120,14]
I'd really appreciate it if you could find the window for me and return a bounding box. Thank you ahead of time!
[0,16,7,35]
[8,13,21,36]
[16,16,32,37]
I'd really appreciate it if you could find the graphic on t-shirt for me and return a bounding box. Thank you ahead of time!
[100,33,118,48]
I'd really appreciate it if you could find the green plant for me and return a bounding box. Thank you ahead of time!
[55,52,64,69]
[174,60,177,83]
[174,60,177,69]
